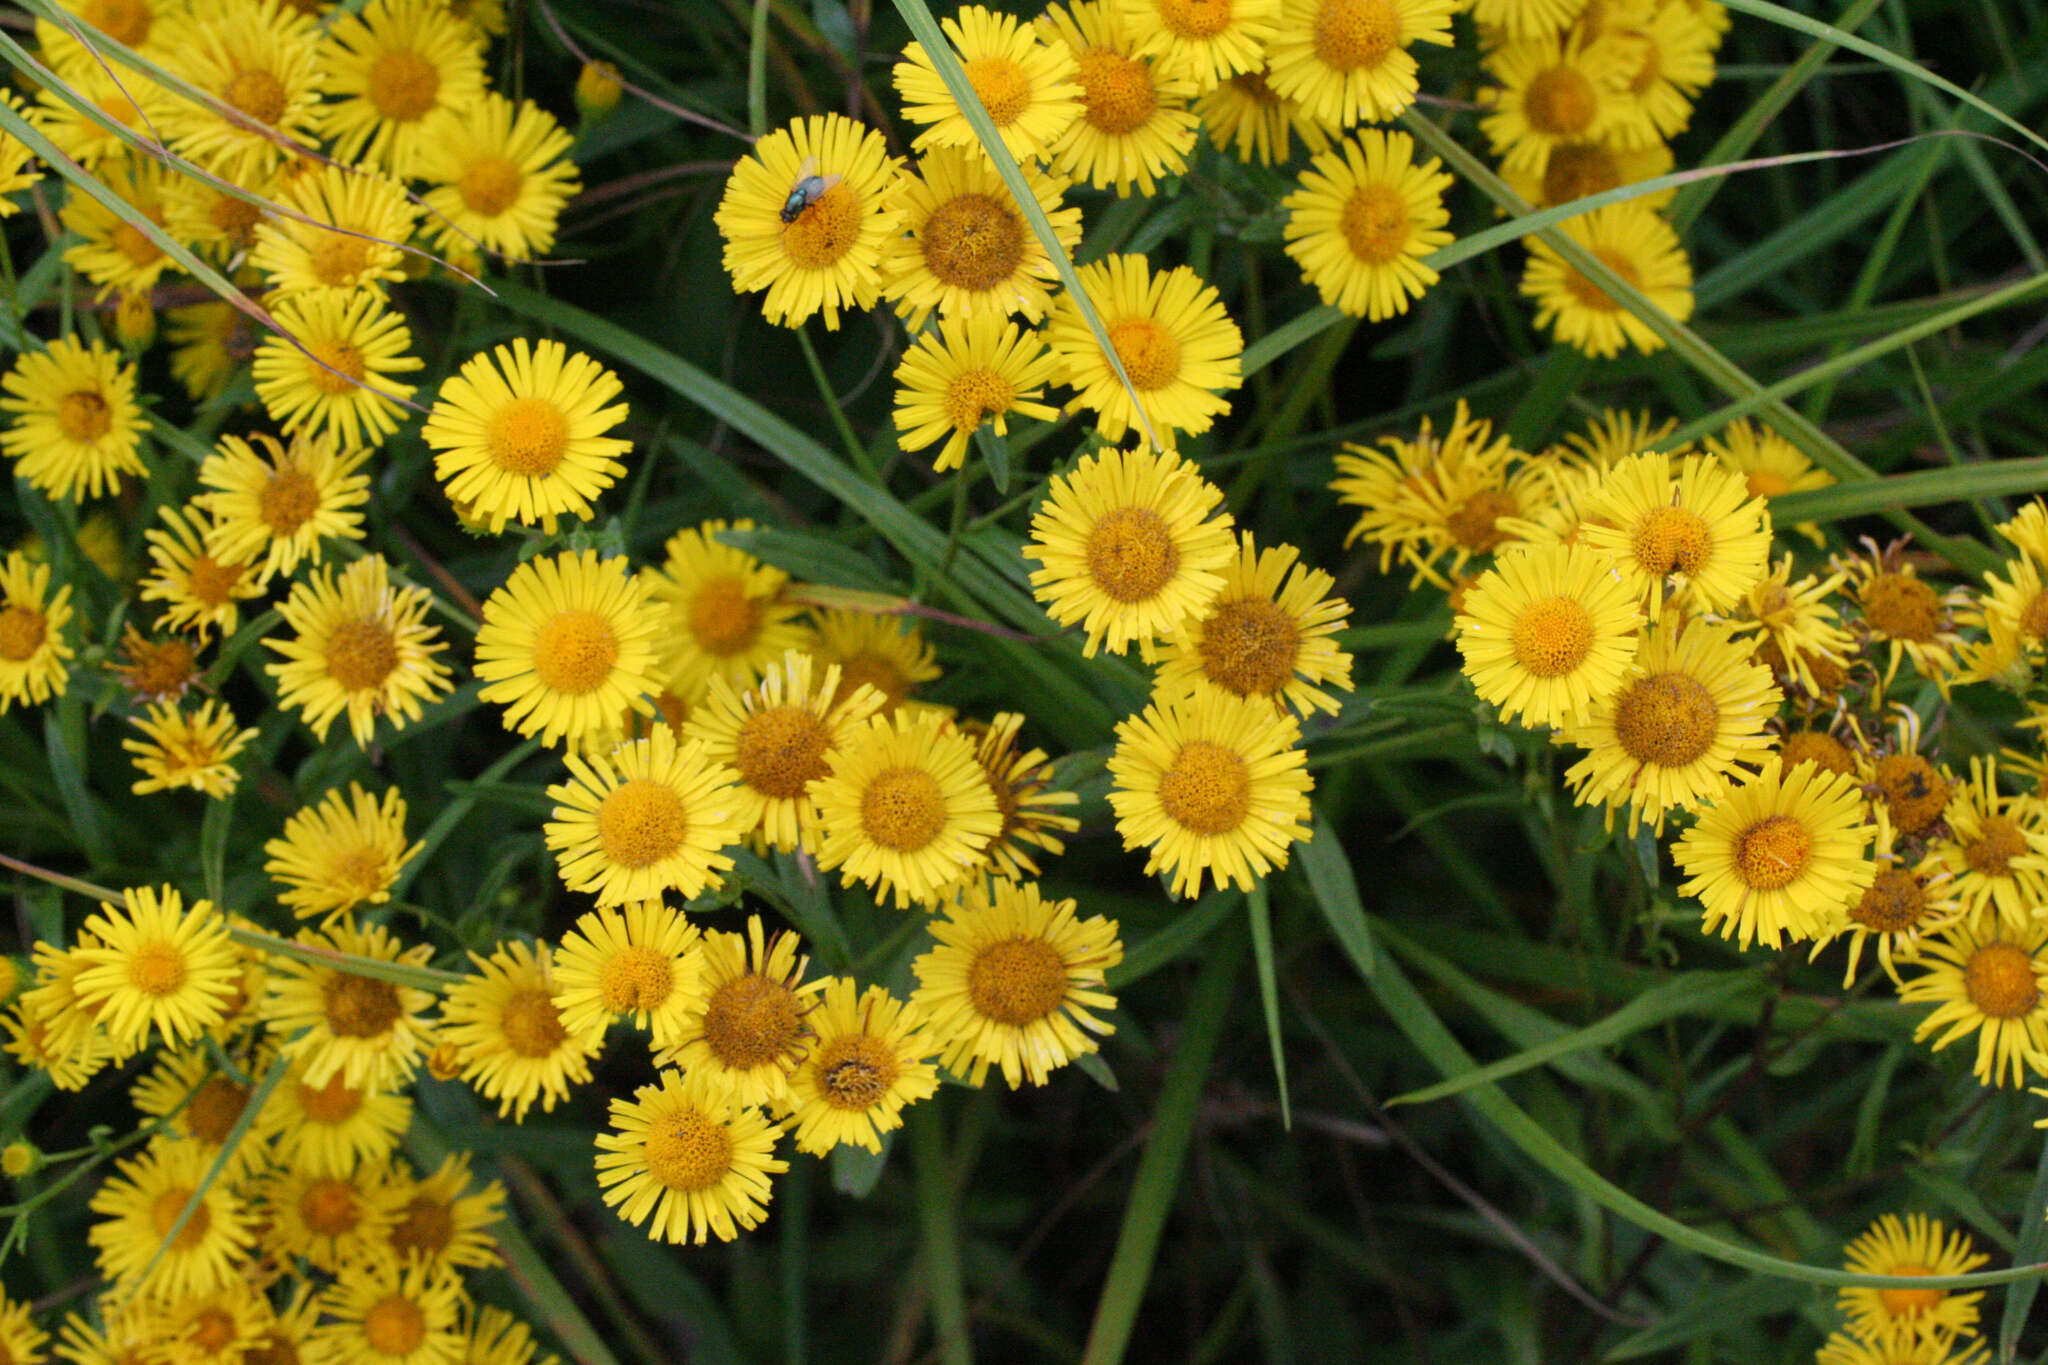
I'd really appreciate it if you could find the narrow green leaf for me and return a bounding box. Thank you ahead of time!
[1999,1131,2048,1360]
[973,425,1012,494]
[1759,455,2048,526]
[1602,1278,1814,1361]
[199,786,235,910]
[393,740,543,899]
[910,1104,973,1365]
[1297,810,1374,979]
[717,526,893,592]
[1245,882,1290,1130]
[1107,889,1238,989]
[44,704,109,868]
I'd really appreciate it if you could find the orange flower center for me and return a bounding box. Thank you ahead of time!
[860,766,948,851]
[1562,248,1643,313]
[1312,0,1399,71]
[1106,316,1182,390]
[486,396,570,476]
[1157,738,1251,835]
[1085,506,1180,603]
[645,1110,734,1192]
[1075,48,1157,135]
[1524,66,1598,137]
[2022,590,2048,641]
[323,972,403,1038]
[363,1295,427,1357]
[390,1195,455,1257]
[1964,941,2039,1019]
[944,368,1015,432]
[922,193,1026,291]
[1611,672,1717,767]
[367,48,441,122]
[82,0,151,46]
[300,1178,362,1237]
[259,463,323,535]
[687,576,764,657]
[150,1187,211,1248]
[815,1033,899,1110]
[1966,815,2029,879]
[501,986,569,1057]
[309,339,368,396]
[596,779,689,869]
[964,55,1033,126]
[1732,813,1812,891]
[310,233,377,289]
[1157,0,1236,37]
[326,617,399,692]
[0,606,47,663]
[57,390,113,443]
[1850,869,1927,934]
[186,554,247,609]
[1448,488,1518,552]
[296,1071,366,1124]
[1197,599,1301,698]
[531,608,620,694]
[1511,596,1594,678]
[780,183,861,269]
[1873,753,1950,835]
[967,936,1068,1026]
[598,945,675,1013]
[1340,183,1413,265]
[1876,1264,1944,1320]
[734,705,833,800]
[126,940,188,997]
[1541,142,1622,207]
[1779,730,1856,777]
[1629,505,1712,577]
[1862,571,1941,642]
[187,1076,250,1145]
[458,157,525,217]
[223,68,288,125]
[702,971,805,1070]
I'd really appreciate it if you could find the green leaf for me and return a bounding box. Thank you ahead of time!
[199,786,235,910]
[1107,889,1239,989]
[2000,1131,2048,1359]
[1297,811,1375,980]
[831,1136,891,1198]
[44,703,108,869]
[1246,882,1290,1131]
[716,526,893,592]
[1766,456,2048,526]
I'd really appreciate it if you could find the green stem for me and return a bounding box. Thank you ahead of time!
[912,1103,974,1365]
[747,0,772,137]
[797,327,875,480]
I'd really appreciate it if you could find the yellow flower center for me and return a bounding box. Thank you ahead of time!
[532,609,620,694]
[57,390,112,443]
[186,554,247,609]
[1562,248,1643,313]
[1966,815,2028,879]
[0,606,47,663]
[1779,730,1856,777]
[150,1187,211,1248]
[815,1033,899,1110]
[244,1329,301,1365]
[326,617,399,692]
[83,0,152,47]
[1541,141,1621,207]
[301,1177,361,1237]
[309,232,376,289]
[1732,813,1811,891]
[921,193,1026,292]
[1875,1265,1943,1319]
[1851,869,1927,934]
[1862,571,1941,642]
[834,652,911,709]
[734,705,833,800]
[501,986,569,1057]
[1610,672,1717,767]
[596,779,689,869]
[458,156,525,217]
[367,48,441,122]
[598,945,676,1013]
[1745,470,1791,499]
[1158,0,1236,37]
[780,183,861,269]
[967,936,1069,1026]
[1448,488,1519,552]
[1075,48,1157,136]
[223,68,288,125]
[1085,506,1180,604]
[189,1307,238,1354]
[1524,66,1598,137]
[297,1071,366,1124]
[309,339,368,396]
[211,194,264,247]
[485,395,570,476]
[363,1295,427,1357]
[1873,753,1950,836]
[1312,0,1399,71]
[645,1110,734,1192]
[331,845,391,900]
[127,939,188,997]
[390,1195,454,1257]
[860,767,948,851]
[1158,738,1251,835]
[944,368,1016,432]
[259,463,323,536]
[1226,68,1280,105]
[1629,505,1712,577]
[1106,316,1182,390]
[187,1076,250,1146]
[702,971,805,1070]
[1964,941,2039,1019]
[1510,596,1594,678]
[1340,183,1413,265]
[323,972,403,1038]
[687,576,764,657]
[1198,599,1301,698]
[111,218,167,269]
[964,55,1033,127]
[2022,590,2048,641]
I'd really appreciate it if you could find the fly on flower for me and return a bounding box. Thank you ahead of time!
[779,156,842,223]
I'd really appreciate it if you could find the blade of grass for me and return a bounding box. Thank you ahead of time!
[1245,882,1290,1131]
[1297,810,1375,980]
[910,1103,973,1365]
[2000,1132,2048,1361]
[1766,457,2048,524]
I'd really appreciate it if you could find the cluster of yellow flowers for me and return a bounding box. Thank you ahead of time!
[1335,399,2048,1101]
[1819,1213,1991,1365]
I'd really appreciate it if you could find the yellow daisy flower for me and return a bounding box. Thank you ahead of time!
[3,996,113,1092]
[139,504,262,641]
[197,429,371,587]
[1810,810,1961,986]
[163,170,274,265]
[967,712,1081,881]
[543,725,745,906]
[267,554,456,747]
[252,291,423,448]
[911,877,1122,1087]
[714,113,902,331]
[1470,0,1589,38]
[252,1055,413,1177]
[1934,757,2048,932]
[251,164,419,300]
[1835,1213,1988,1351]
[1119,0,1279,90]
[167,299,263,402]
[154,0,324,182]
[683,649,886,853]
[1108,685,1313,896]
[1481,33,1656,176]
[314,0,487,177]
[892,311,1063,473]
[264,783,421,923]
[785,978,940,1155]
[551,899,705,1049]
[1025,444,1236,657]
[1521,200,1695,358]
[18,937,109,1068]
[1726,554,1854,698]
[1837,538,1970,693]
[1037,0,1201,197]
[1501,136,1675,214]
[894,4,1083,163]
[440,939,603,1122]
[462,1308,551,1365]
[1282,128,1453,322]
[138,1283,274,1363]
[1156,531,1357,718]
[1265,0,1456,128]
[1673,760,1875,950]
[1605,0,1719,139]
[88,1139,255,1302]
[306,1257,465,1365]
[417,94,581,263]
[883,146,1082,330]
[59,157,179,299]
[31,59,161,171]
[813,709,1004,909]
[124,699,256,798]
[128,1045,267,1179]
[0,1294,45,1365]
[1814,1329,1987,1365]
[0,335,149,501]
[1562,612,1781,835]
[809,608,942,716]
[257,1162,398,1272]
[0,551,75,712]
[1707,414,1831,509]
[1578,451,1771,618]
[1045,253,1243,447]
[379,1152,504,1273]
[73,886,239,1055]
[422,339,631,534]
[1332,400,1542,582]
[474,549,666,749]
[657,916,821,1107]
[1899,920,2048,1088]
[1193,66,1333,165]
[0,95,36,215]
[259,917,440,1090]
[594,1067,789,1246]
[646,521,814,699]
[1455,540,1641,730]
